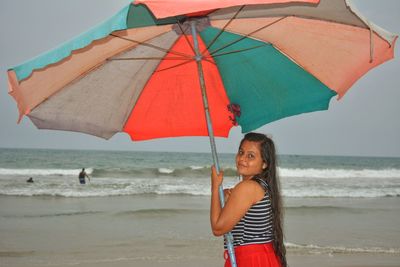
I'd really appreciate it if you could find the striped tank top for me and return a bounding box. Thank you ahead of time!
[224,178,274,248]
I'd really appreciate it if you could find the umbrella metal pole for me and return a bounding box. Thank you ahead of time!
[190,20,238,267]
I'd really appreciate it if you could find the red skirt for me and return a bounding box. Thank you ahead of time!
[224,243,281,267]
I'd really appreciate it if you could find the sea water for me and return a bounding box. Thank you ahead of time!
[0,148,399,198]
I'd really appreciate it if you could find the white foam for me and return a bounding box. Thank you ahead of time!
[0,171,398,198]
[190,166,204,170]
[0,168,92,176]
[283,188,400,198]
[158,168,174,174]
[1,167,399,180]
[279,167,400,179]
[286,242,400,254]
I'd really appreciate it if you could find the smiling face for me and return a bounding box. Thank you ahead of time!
[236,140,267,180]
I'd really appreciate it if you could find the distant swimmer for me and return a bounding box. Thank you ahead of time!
[26,177,34,183]
[78,168,90,184]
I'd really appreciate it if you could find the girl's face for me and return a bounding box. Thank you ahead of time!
[236,140,266,180]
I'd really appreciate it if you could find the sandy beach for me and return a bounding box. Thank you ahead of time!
[1,194,399,267]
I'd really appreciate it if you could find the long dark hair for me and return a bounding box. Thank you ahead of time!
[240,132,287,267]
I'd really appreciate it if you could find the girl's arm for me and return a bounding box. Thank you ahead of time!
[210,166,264,236]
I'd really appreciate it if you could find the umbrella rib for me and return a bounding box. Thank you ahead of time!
[175,17,197,55]
[206,44,268,58]
[203,57,216,65]
[202,5,245,55]
[109,57,215,65]
[110,33,193,59]
[108,56,189,61]
[208,16,287,56]
[155,59,194,72]
[150,56,216,73]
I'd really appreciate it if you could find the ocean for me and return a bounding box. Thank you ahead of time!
[0,148,399,198]
[1,148,400,267]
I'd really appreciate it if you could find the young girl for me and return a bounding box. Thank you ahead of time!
[210,132,286,267]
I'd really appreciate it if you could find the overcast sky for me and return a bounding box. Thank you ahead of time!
[0,0,399,157]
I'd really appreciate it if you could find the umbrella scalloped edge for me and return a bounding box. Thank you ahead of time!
[9,4,131,82]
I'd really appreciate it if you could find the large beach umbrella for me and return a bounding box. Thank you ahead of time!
[7,0,397,266]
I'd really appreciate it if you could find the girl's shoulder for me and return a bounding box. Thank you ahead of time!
[252,177,269,192]
[234,179,259,189]
[233,179,266,203]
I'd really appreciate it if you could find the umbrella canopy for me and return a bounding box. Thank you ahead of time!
[7,0,397,142]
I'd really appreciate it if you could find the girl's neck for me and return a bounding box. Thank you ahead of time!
[242,175,254,181]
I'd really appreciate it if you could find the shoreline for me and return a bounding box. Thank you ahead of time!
[1,195,399,267]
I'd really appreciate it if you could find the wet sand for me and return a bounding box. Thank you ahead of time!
[1,195,399,267]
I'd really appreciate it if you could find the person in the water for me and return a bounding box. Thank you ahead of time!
[78,168,90,184]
